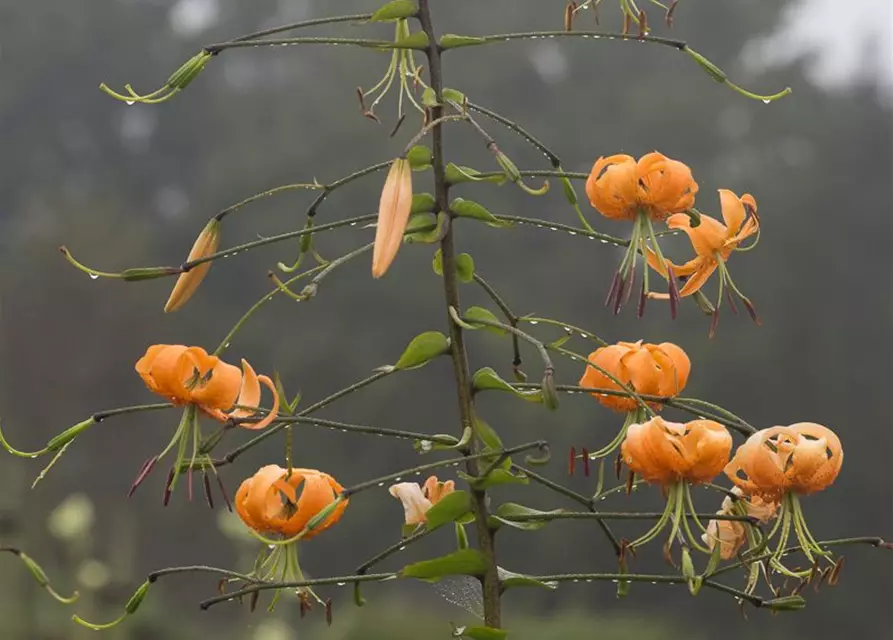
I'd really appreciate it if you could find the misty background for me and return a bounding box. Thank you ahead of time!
[1,0,891,638]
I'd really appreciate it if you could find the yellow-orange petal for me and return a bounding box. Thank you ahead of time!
[677,260,717,297]
[788,422,843,494]
[718,189,746,238]
[372,158,413,278]
[667,213,727,257]
[390,482,432,526]
[683,419,733,484]
[164,219,221,313]
[234,374,280,430]
[135,344,172,395]
[650,342,691,397]
[190,358,242,413]
[585,155,638,220]
[140,345,195,404]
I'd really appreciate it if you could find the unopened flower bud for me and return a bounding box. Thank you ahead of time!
[372,158,413,278]
[124,581,151,614]
[164,219,221,312]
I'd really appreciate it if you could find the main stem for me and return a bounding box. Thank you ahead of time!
[417,0,501,628]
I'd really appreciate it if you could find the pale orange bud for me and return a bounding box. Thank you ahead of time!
[164,219,220,312]
[372,158,413,278]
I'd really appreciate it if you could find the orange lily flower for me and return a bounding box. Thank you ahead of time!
[372,157,413,278]
[724,422,843,500]
[389,475,456,526]
[235,465,348,539]
[586,152,697,316]
[621,417,732,486]
[586,152,698,221]
[648,189,760,333]
[136,344,279,430]
[165,219,220,313]
[702,487,778,560]
[579,341,690,413]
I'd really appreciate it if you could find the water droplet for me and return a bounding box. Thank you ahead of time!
[223,342,231,349]
[572,579,579,583]
[336,582,346,587]
[350,222,357,226]
[761,99,771,105]
[125,100,136,106]
[394,477,402,482]
[600,239,608,244]
[89,273,100,280]
[529,320,539,325]
[568,231,577,236]
[268,544,276,549]
[585,579,593,583]
[377,482,385,487]
[651,581,658,585]
[549,227,558,232]
[600,496,607,501]
[398,545,406,551]
[340,429,348,433]
[567,390,575,395]
[611,579,619,583]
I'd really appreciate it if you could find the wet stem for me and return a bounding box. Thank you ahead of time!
[417,0,502,629]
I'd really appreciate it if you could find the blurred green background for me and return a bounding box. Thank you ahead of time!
[1,0,891,638]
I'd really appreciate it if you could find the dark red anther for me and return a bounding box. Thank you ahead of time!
[827,557,844,586]
[299,593,310,618]
[217,579,227,595]
[582,448,590,477]
[187,470,194,502]
[128,456,158,498]
[162,469,175,507]
[667,265,679,319]
[622,10,631,35]
[625,470,635,495]
[726,290,740,315]
[708,307,720,338]
[568,446,576,476]
[623,267,636,306]
[203,472,215,509]
[742,298,762,326]
[249,590,260,613]
[613,275,627,315]
[614,452,623,480]
[216,474,233,512]
[666,0,678,27]
[662,541,675,567]
[637,10,648,38]
[605,272,621,308]
[636,282,647,318]
[325,598,333,626]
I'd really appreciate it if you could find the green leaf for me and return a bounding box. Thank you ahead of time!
[432,249,443,276]
[498,568,558,591]
[405,213,437,242]
[440,34,486,49]
[392,31,429,50]
[472,367,542,403]
[411,193,436,214]
[421,87,466,107]
[445,163,506,185]
[424,491,473,531]
[450,197,511,228]
[406,145,433,170]
[399,549,487,582]
[546,334,572,349]
[456,626,508,640]
[456,253,474,283]
[466,468,528,490]
[393,331,450,371]
[472,412,503,450]
[369,0,418,22]
[488,503,565,531]
[405,212,446,244]
[463,307,506,335]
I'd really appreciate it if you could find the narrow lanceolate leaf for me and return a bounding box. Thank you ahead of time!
[464,307,507,335]
[393,331,450,371]
[440,34,486,49]
[487,503,566,531]
[424,491,473,530]
[369,0,418,22]
[399,549,488,581]
[450,198,511,228]
[472,368,542,403]
[457,626,509,640]
[463,468,529,490]
[498,568,558,591]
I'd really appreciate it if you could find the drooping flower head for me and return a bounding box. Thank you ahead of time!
[586,152,698,222]
[235,465,348,539]
[621,417,732,486]
[586,151,698,316]
[724,422,843,501]
[136,344,279,429]
[389,475,455,526]
[579,340,690,413]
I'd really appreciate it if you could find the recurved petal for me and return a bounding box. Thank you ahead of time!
[143,345,195,403]
[789,422,843,494]
[135,344,172,394]
[683,420,733,483]
[652,342,691,397]
[586,155,638,219]
[703,517,747,560]
[718,189,746,237]
[668,213,728,257]
[725,428,789,497]
[239,465,290,534]
[677,261,718,297]
[279,471,342,539]
[233,373,280,430]
[621,347,661,396]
